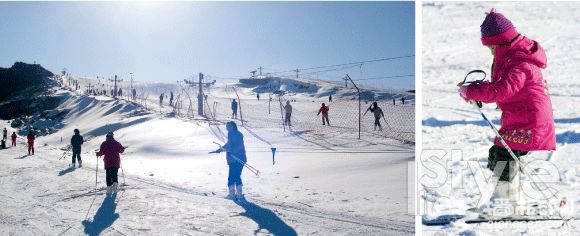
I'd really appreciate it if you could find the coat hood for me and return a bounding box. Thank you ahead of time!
[496,36,547,69]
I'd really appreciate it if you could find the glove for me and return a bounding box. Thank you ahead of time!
[458,86,471,103]
[209,148,223,154]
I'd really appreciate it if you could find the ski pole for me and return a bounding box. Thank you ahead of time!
[471,101,563,202]
[230,153,260,176]
[95,153,99,193]
[120,164,126,186]
[210,142,260,176]
[121,147,128,186]
[382,115,393,131]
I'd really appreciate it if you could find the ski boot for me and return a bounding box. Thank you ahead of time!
[112,182,118,194]
[235,185,246,203]
[225,185,236,200]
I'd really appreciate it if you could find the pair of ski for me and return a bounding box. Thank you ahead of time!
[423,200,571,225]
[424,70,571,225]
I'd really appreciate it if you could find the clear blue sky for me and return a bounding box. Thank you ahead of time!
[0,1,415,90]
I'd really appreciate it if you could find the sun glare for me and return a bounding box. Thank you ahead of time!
[113,2,190,34]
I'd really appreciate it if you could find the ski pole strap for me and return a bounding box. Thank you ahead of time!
[460,70,486,108]
[461,69,486,85]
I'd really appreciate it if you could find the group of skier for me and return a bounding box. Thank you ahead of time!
[2,128,35,154]
[66,129,126,195]
[229,98,388,129]
[159,91,175,107]
[7,123,247,199]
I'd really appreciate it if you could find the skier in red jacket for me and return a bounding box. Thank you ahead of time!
[458,8,555,202]
[26,130,35,155]
[317,103,330,126]
[96,132,125,195]
[11,132,17,147]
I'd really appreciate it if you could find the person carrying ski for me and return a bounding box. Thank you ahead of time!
[284,101,293,126]
[96,132,126,195]
[317,103,330,126]
[231,99,238,119]
[70,129,84,167]
[366,102,385,131]
[26,130,35,155]
[11,131,17,147]
[458,8,556,201]
[212,121,247,201]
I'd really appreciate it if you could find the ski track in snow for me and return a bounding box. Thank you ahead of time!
[0,138,412,235]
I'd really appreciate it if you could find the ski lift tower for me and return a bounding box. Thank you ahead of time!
[184,72,215,116]
[108,75,123,98]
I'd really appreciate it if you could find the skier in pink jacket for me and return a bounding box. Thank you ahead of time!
[458,9,556,200]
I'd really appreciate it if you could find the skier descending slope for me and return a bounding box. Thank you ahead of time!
[211,121,247,202]
[458,9,556,207]
[96,132,126,195]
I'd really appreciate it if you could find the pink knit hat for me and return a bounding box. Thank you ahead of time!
[480,8,519,46]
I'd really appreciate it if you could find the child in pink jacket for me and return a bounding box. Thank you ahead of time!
[458,9,556,200]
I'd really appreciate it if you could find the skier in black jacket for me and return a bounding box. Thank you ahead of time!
[70,129,84,167]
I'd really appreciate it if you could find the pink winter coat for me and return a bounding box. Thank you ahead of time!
[464,36,556,151]
[96,139,125,168]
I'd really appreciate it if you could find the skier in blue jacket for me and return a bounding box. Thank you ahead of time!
[212,121,247,200]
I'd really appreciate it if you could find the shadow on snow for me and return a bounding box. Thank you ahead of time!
[423,117,580,128]
[58,165,76,176]
[557,131,580,144]
[234,201,297,236]
[82,195,119,236]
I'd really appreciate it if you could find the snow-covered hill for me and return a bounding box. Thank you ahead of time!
[421,2,580,235]
[0,73,414,234]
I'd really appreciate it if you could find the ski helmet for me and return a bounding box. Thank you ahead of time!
[106,132,114,140]
[74,129,79,134]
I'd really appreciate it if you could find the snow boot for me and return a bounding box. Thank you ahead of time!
[492,178,520,202]
[78,160,82,168]
[225,185,236,200]
[235,185,245,202]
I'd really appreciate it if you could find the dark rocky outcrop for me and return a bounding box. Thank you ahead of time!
[0,62,58,119]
